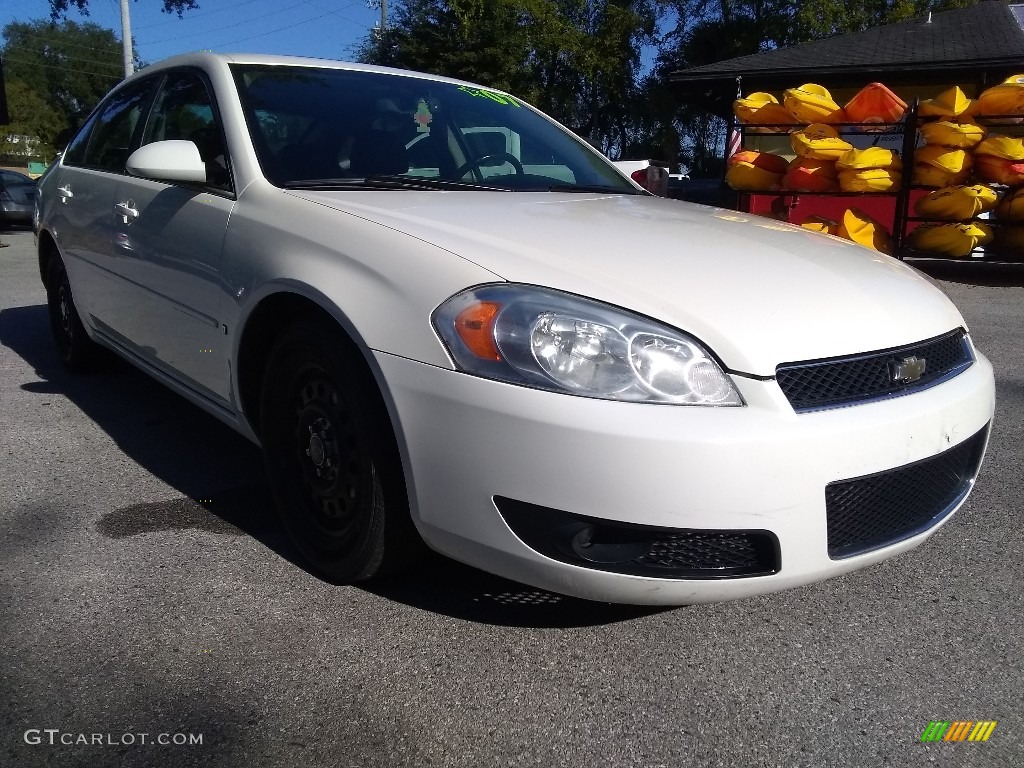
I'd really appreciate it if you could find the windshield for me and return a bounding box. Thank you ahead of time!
[230,64,639,193]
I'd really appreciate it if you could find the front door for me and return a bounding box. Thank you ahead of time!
[106,69,236,404]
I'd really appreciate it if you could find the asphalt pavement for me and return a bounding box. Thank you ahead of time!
[1,227,1022,767]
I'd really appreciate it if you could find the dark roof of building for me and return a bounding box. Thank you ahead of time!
[670,1,1024,95]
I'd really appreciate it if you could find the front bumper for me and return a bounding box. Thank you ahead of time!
[375,349,994,605]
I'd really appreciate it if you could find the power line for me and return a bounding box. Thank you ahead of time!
[207,10,341,49]
[136,1,312,45]
[3,46,123,73]
[2,31,126,55]
[2,54,123,80]
[130,0,264,30]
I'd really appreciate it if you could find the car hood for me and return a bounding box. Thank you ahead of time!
[289,190,966,375]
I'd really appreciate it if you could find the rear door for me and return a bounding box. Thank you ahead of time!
[45,77,157,326]
[107,68,236,404]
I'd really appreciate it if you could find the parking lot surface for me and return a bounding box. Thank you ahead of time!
[1,228,1021,767]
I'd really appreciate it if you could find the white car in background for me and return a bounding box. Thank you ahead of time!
[35,53,994,605]
[610,159,671,196]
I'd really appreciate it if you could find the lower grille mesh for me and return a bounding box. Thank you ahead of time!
[495,496,780,579]
[825,426,988,559]
[639,532,768,572]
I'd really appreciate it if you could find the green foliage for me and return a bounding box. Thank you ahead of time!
[0,78,63,159]
[47,0,199,21]
[793,0,977,41]
[2,19,131,155]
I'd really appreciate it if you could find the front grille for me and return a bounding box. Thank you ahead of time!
[495,496,779,579]
[825,426,988,559]
[777,330,973,412]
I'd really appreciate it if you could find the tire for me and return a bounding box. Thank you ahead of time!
[46,257,101,372]
[259,319,417,583]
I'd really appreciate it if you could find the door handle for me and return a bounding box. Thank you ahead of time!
[115,200,139,222]
[57,185,73,201]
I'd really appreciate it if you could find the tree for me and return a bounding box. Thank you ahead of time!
[358,0,659,156]
[47,0,199,21]
[361,0,536,95]
[2,19,135,154]
[793,0,977,41]
[0,78,64,159]
[631,0,798,174]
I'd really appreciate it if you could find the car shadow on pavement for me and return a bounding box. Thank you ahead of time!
[1,303,665,628]
[364,550,666,627]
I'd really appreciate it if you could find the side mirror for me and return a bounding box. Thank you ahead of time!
[126,140,207,183]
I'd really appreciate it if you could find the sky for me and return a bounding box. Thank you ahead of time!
[1,0,384,66]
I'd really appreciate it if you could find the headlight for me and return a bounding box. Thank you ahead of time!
[432,284,743,405]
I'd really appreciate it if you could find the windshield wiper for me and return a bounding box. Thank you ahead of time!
[284,175,509,192]
[366,175,511,191]
[547,184,643,195]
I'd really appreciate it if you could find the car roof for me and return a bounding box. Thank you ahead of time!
[0,170,33,184]
[129,51,504,95]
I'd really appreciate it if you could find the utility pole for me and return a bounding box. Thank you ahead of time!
[120,0,134,78]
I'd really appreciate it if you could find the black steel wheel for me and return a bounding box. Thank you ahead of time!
[260,319,416,583]
[46,257,100,371]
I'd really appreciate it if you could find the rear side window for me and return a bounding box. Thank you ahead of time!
[64,78,155,172]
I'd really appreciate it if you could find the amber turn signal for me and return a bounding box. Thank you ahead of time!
[454,302,503,361]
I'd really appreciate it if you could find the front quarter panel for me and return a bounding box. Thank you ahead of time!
[222,182,504,376]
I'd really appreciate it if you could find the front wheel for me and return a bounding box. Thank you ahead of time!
[260,320,417,583]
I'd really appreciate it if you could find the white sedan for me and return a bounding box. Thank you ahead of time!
[35,53,994,604]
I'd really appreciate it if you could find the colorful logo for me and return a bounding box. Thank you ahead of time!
[920,721,997,742]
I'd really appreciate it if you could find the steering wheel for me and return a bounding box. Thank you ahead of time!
[455,152,525,179]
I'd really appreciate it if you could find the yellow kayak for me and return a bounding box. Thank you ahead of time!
[975,75,1024,117]
[726,150,789,191]
[912,145,972,187]
[734,92,797,130]
[996,187,1024,221]
[974,135,1024,160]
[908,222,993,257]
[912,164,969,188]
[836,147,902,171]
[838,168,901,193]
[838,208,893,254]
[918,120,987,148]
[919,86,976,118]
[914,185,999,220]
[800,215,839,235]
[783,158,839,192]
[784,84,847,124]
[916,144,972,171]
[791,123,853,159]
[974,154,1024,186]
[992,225,1024,258]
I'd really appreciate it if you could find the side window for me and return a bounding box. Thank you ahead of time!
[70,79,155,172]
[62,112,97,166]
[143,71,231,190]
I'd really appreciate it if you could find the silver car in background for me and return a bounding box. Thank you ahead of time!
[1,169,36,225]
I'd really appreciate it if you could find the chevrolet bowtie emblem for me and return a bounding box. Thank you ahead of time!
[890,355,927,384]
